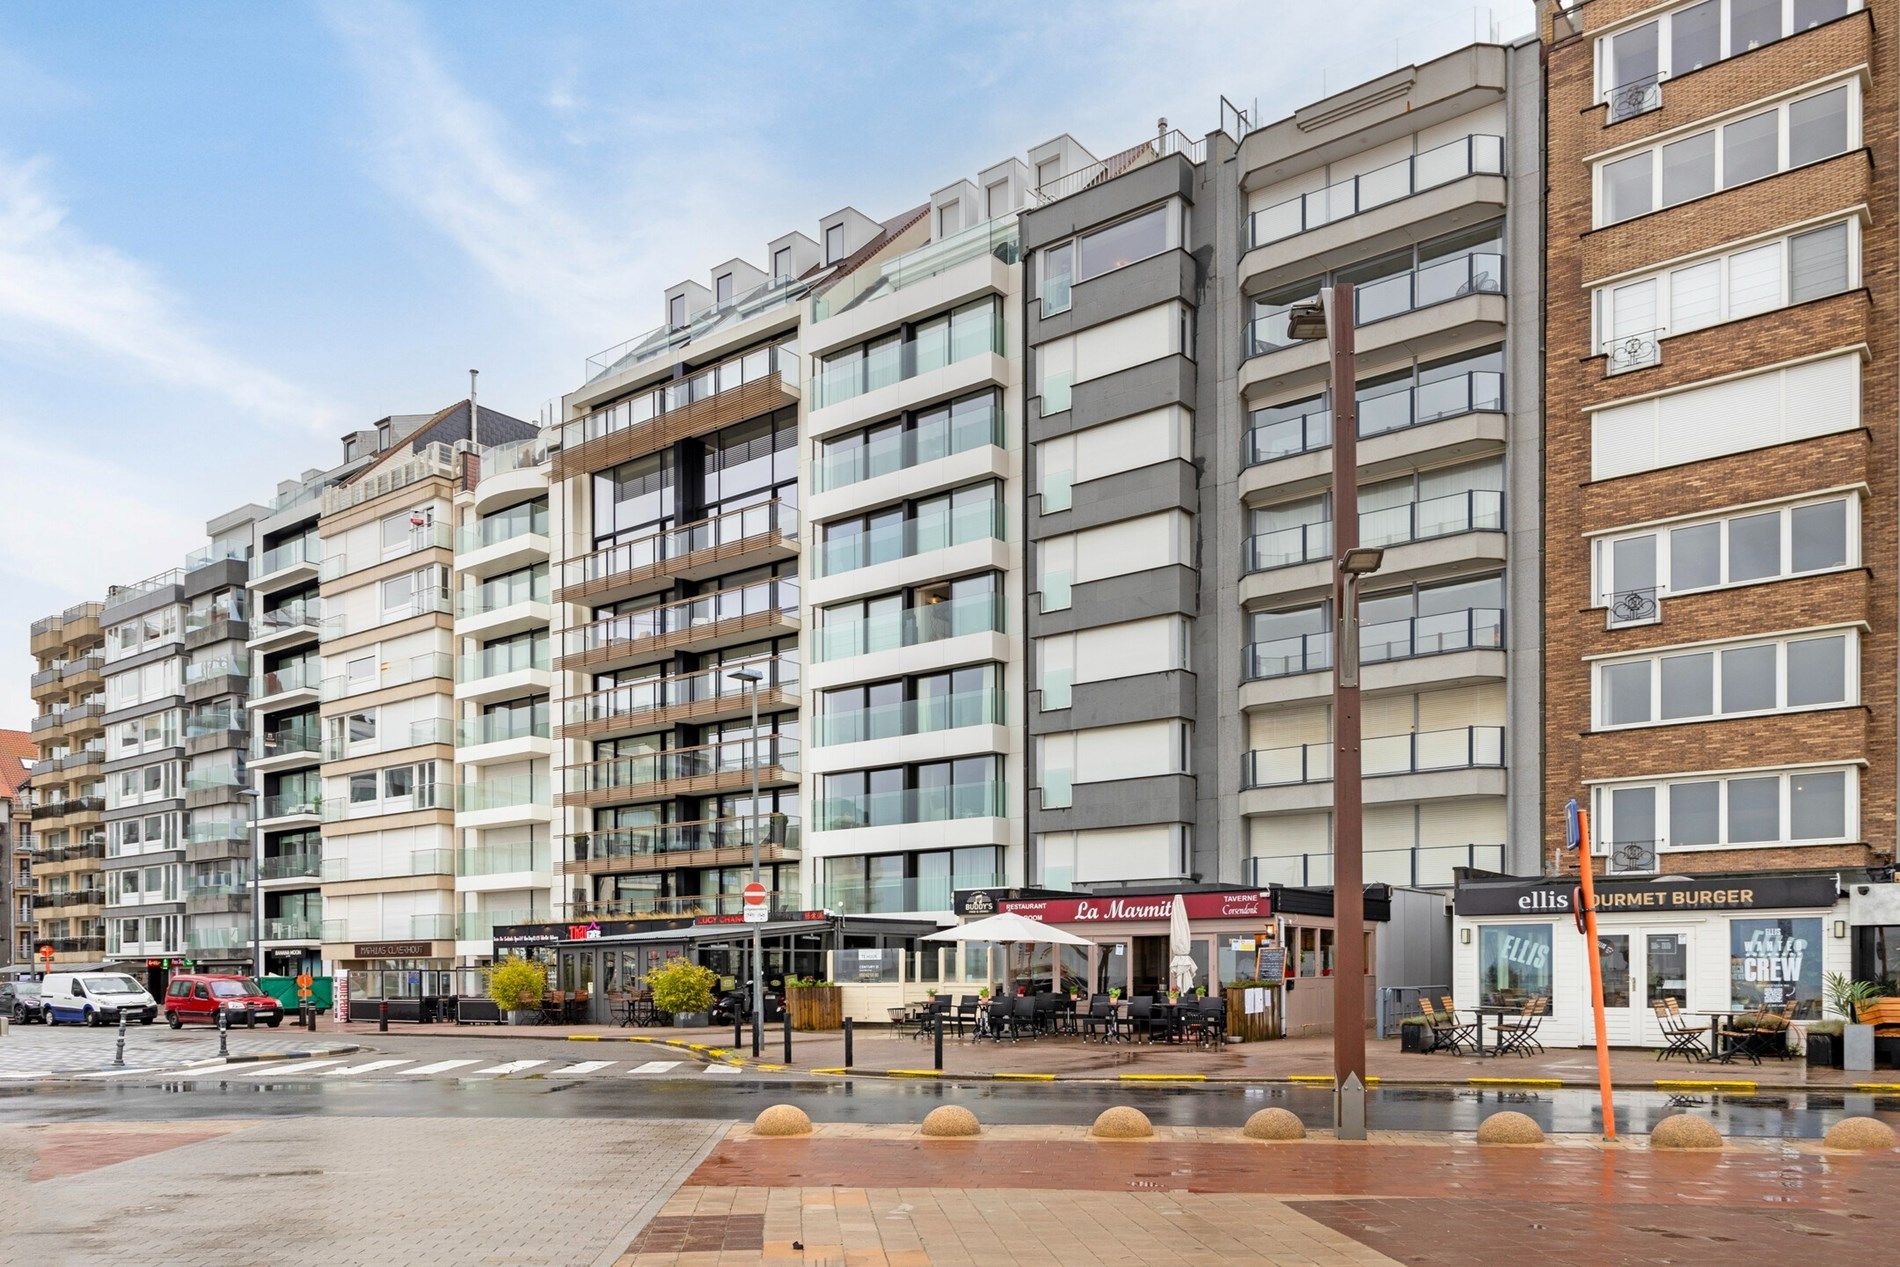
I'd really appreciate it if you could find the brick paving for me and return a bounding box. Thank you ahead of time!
[0,1024,351,1074]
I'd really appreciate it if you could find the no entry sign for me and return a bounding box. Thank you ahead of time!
[742,882,768,924]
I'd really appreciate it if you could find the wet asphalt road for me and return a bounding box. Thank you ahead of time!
[3,1072,1897,1138]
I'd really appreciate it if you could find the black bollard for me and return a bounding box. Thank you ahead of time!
[934,1011,944,1071]
[782,1010,792,1064]
[378,999,389,1033]
[843,1016,854,1069]
[735,1013,743,1051]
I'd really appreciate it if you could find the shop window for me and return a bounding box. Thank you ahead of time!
[1478,924,1552,1008]
[1729,917,1822,1017]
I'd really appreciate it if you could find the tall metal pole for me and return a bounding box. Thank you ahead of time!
[748,680,763,1059]
[243,787,263,979]
[1326,283,1368,1112]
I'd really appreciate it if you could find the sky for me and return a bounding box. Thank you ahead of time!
[0,0,1529,730]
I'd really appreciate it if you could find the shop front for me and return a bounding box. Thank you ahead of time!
[1453,872,1846,1048]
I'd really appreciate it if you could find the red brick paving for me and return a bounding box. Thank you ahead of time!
[26,1123,248,1182]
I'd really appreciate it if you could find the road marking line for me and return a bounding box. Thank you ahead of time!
[473,1059,548,1076]
[886,1069,943,1078]
[235,1059,346,1076]
[627,1060,682,1074]
[993,1073,1055,1081]
[1120,1073,1207,1082]
[1655,1079,1756,1091]
[550,1060,616,1076]
[76,1068,160,1078]
[399,1059,482,1076]
[1468,1077,1564,1088]
[0,1071,55,1079]
[321,1059,413,1077]
[564,1034,602,1041]
[1853,1082,1900,1093]
[1287,1074,1382,1084]
[703,1063,742,1074]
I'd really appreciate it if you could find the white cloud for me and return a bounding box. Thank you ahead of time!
[0,153,342,434]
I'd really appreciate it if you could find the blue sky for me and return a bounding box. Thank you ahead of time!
[0,0,1526,728]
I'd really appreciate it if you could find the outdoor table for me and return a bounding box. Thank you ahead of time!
[1461,1006,1519,1059]
[1690,1011,1753,1064]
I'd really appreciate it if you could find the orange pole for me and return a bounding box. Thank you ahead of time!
[1575,806,1617,1141]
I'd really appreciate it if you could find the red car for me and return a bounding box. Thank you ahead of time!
[164,974,284,1029]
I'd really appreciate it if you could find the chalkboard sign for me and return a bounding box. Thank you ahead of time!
[1256,947,1287,981]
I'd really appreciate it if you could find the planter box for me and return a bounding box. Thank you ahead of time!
[1400,1024,1433,1053]
[786,985,843,1032]
[1224,986,1279,1042]
[1806,1032,1843,1069]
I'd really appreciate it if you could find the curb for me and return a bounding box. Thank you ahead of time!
[209,1044,362,1066]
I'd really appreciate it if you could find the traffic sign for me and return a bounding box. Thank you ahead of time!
[742,882,768,924]
[296,973,313,988]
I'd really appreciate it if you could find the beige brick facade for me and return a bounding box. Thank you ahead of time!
[1541,0,1896,877]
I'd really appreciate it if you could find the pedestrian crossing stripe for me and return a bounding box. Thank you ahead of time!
[398,1059,481,1076]
[704,1063,742,1074]
[550,1060,615,1076]
[76,1067,160,1078]
[0,1070,54,1079]
[321,1059,413,1077]
[473,1059,548,1075]
[628,1060,682,1074]
[236,1059,346,1076]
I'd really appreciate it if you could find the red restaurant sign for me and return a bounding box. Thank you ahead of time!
[995,891,1272,924]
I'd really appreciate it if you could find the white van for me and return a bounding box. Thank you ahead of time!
[42,971,159,1026]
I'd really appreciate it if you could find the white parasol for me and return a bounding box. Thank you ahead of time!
[925,911,1093,994]
[1166,894,1199,993]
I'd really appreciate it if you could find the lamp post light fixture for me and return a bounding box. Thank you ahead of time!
[1286,284,1372,1139]
[728,666,765,1058]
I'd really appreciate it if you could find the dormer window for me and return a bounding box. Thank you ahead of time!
[669,294,687,328]
[938,201,961,237]
[773,246,793,281]
[344,439,359,462]
[715,273,734,304]
[1036,158,1061,190]
[825,223,845,263]
[985,181,1009,219]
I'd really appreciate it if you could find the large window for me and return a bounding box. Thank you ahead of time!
[1729,917,1823,1017]
[591,452,674,547]
[814,390,1001,493]
[702,410,797,513]
[817,480,1002,576]
[1594,766,1855,851]
[1478,924,1552,1009]
[1594,629,1854,728]
[1594,495,1854,616]
[1598,1,1858,100]
[1596,81,1855,225]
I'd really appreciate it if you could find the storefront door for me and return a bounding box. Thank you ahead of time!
[1587,927,1692,1046]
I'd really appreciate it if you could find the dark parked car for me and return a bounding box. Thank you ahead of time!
[2,979,43,1023]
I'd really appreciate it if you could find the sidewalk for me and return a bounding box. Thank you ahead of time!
[329,1019,1896,1091]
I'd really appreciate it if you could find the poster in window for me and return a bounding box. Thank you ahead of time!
[1479,924,1552,1008]
[1729,917,1821,1018]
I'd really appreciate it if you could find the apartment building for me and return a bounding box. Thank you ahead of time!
[1,731,34,965]
[451,432,557,957]
[27,601,106,965]
[801,167,1030,917]
[553,227,826,942]
[315,400,536,980]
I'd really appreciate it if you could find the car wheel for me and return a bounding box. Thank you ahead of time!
[8,1005,20,1024]
[84,1008,98,1027]
[267,1017,282,1029]
[167,1012,183,1030]
[140,1014,155,1025]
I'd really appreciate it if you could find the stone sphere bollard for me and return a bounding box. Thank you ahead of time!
[921,1105,981,1137]
[1242,1108,1307,1140]
[1650,1113,1722,1150]
[1089,1106,1155,1139]
[753,1104,813,1137]
[1824,1116,1899,1152]
[1475,1111,1545,1145]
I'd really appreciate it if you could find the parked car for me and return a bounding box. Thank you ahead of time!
[1,979,44,1023]
[163,974,283,1029]
[42,971,159,1025]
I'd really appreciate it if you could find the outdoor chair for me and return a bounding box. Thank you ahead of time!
[1182,997,1225,1047]
[1081,996,1114,1042]
[1126,995,1154,1043]
[1436,996,1478,1050]
[1712,1015,1764,1066]
[978,999,1013,1042]
[1494,997,1546,1057]
[1033,992,1059,1036]
[952,996,979,1037]
[1654,1001,1707,1064]
[1419,998,1472,1054]
[1013,995,1039,1038]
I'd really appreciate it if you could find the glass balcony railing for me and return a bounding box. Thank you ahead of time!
[252,661,320,698]
[187,819,247,845]
[185,656,248,686]
[570,340,800,446]
[582,289,804,385]
[455,570,550,618]
[562,655,794,728]
[811,217,1020,321]
[815,781,1007,832]
[319,523,452,583]
[262,792,323,820]
[456,907,548,940]
[455,712,550,748]
[252,602,323,640]
[454,774,546,814]
[184,605,245,635]
[562,579,797,660]
[455,501,549,554]
[322,652,454,701]
[574,892,802,920]
[186,926,250,951]
[263,916,322,940]
[815,589,1002,663]
[457,839,549,877]
[1244,608,1505,680]
[814,400,1002,493]
[185,543,248,573]
[252,537,320,579]
[563,501,796,592]
[1247,253,1504,358]
[186,875,249,900]
[569,815,796,865]
[570,738,797,796]
[260,853,321,881]
[812,872,1002,915]
[1247,134,1504,248]
[1242,725,1504,788]
[252,724,320,761]
[184,764,244,793]
[809,305,1003,411]
[1243,371,1504,466]
[319,848,455,882]
[1250,843,1505,889]
[321,782,451,823]
[456,640,550,683]
[815,498,1003,577]
[813,687,1001,747]
[1245,490,1503,573]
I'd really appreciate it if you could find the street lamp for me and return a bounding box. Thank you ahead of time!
[238,786,262,979]
[1285,284,1374,1140]
[728,667,764,1058]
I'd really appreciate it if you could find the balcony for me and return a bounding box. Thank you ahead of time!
[1250,843,1505,888]
[260,792,324,825]
[1247,253,1505,367]
[251,723,321,768]
[249,660,321,707]
[33,888,104,910]
[30,601,103,656]
[186,926,250,952]
[808,308,1002,414]
[1243,371,1504,469]
[455,642,550,705]
[560,656,797,743]
[814,399,1003,496]
[560,737,798,810]
[321,781,452,824]
[263,916,322,941]
[59,653,105,685]
[320,848,456,882]
[812,872,1001,915]
[558,500,798,609]
[320,442,456,517]
[251,535,321,590]
[457,500,549,555]
[260,852,321,882]
[321,652,454,702]
[1604,74,1662,124]
[814,497,1002,579]
[454,572,550,641]
[813,687,1001,748]
[1244,490,1504,574]
[320,523,452,586]
[811,217,1020,322]
[1603,329,1661,376]
[454,715,549,765]
[557,578,799,675]
[319,590,451,640]
[572,892,800,921]
[453,774,550,823]
[458,839,550,878]
[248,601,323,652]
[1244,608,1505,682]
[1247,135,1504,249]
[562,815,799,876]
[184,656,249,689]
[558,343,802,479]
[185,876,250,915]
[39,935,105,955]
[583,284,805,386]
[814,781,1007,833]
[187,819,249,846]
[184,764,245,794]
[33,796,104,821]
[814,589,1002,663]
[1242,725,1504,789]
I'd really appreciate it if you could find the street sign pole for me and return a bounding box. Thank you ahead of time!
[1568,798,1618,1141]
[746,678,763,1059]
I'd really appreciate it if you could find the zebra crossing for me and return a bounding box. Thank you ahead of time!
[128,1054,734,1083]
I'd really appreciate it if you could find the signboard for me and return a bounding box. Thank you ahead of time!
[991,891,1273,924]
[352,941,433,959]
[742,882,768,924]
[1256,947,1288,981]
[1454,874,1839,918]
[334,975,349,1025]
[693,910,826,927]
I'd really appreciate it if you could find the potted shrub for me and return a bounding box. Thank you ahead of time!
[1399,1016,1433,1053]
[977,986,992,1001]
[1193,986,1207,999]
[1108,986,1122,1002]
[487,956,545,1026]
[650,957,716,1027]
[1827,973,1881,1071]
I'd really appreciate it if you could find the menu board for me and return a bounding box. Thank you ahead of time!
[1255,946,1286,981]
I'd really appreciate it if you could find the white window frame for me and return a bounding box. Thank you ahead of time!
[1592,764,1858,852]
[1592,491,1859,610]
[1591,626,1858,730]
[1594,0,1864,101]
[1591,216,1859,348]
[1591,76,1861,227]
